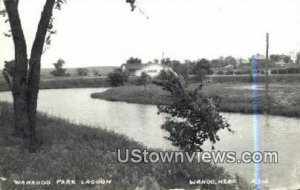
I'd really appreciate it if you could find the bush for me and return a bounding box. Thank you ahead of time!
[108,70,128,87]
[93,70,101,76]
[77,68,89,76]
[225,70,234,75]
[136,72,150,87]
[216,70,224,75]
[154,70,230,151]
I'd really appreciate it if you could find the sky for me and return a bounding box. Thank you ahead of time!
[0,0,300,69]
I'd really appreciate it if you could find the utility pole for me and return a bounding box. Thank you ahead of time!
[265,33,269,114]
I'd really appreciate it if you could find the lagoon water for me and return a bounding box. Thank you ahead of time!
[0,88,299,189]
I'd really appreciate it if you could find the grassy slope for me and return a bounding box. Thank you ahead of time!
[0,102,249,190]
[91,84,300,117]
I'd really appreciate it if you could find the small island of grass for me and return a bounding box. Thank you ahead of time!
[91,83,300,118]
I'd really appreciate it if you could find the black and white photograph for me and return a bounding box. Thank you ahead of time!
[0,0,299,189]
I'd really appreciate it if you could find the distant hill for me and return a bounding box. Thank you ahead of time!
[41,66,118,78]
[0,66,118,82]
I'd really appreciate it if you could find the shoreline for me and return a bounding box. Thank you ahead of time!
[0,102,249,189]
[91,84,300,118]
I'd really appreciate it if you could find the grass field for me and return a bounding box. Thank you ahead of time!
[0,102,250,190]
[0,76,110,91]
[0,67,117,91]
[205,74,300,83]
[91,83,300,118]
[39,66,117,79]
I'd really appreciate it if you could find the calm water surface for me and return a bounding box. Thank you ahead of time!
[0,88,299,189]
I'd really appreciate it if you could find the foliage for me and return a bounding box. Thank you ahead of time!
[210,57,227,68]
[225,69,234,75]
[153,70,231,151]
[224,56,237,68]
[270,54,292,63]
[192,59,212,81]
[216,70,224,75]
[161,58,189,79]
[50,59,69,76]
[2,60,15,89]
[93,70,100,76]
[108,70,128,87]
[77,68,89,76]
[137,72,150,88]
[3,60,15,76]
[126,0,136,11]
[271,66,300,74]
[126,57,142,64]
[161,58,172,67]
[296,52,300,65]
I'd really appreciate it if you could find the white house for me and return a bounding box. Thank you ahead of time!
[121,63,175,78]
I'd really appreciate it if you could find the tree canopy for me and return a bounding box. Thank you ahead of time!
[154,70,231,151]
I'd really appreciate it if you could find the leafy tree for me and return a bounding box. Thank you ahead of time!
[153,70,230,151]
[210,57,227,68]
[1,0,136,152]
[225,69,234,75]
[0,0,65,152]
[50,59,69,76]
[77,68,89,76]
[161,58,172,67]
[270,54,291,63]
[296,52,300,65]
[153,59,159,64]
[126,57,142,64]
[283,55,291,64]
[173,61,188,80]
[216,70,224,75]
[108,70,128,87]
[192,59,212,81]
[224,56,237,68]
[161,59,188,79]
[137,71,150,90]
[270,54,280,62]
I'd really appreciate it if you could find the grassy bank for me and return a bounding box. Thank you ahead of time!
[91,84,300,118]
[205,74,300,83]
[0,102,249,190]
[91,85,172,105]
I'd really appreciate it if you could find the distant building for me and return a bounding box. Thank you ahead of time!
[224,64,234,70]
[121,63,175,77]
[238,59,250,65]
[274,60,286,66]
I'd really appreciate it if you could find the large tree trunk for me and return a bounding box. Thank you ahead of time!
[27,0,55,152]
[3,0,29,138]
[4,0,56,152]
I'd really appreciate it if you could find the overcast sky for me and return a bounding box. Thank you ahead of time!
[0,0,300,68]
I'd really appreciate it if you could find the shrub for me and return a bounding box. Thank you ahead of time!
[108,70,128,87]
[77,68,89,76]
[225,70,234,75]
[154,71,230,151]
[216,70,224,75]
[136,72,150,87]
